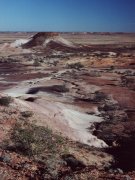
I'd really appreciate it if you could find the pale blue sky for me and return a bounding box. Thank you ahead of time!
[0,0,135,32]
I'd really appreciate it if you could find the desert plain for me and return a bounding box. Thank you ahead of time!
[0,32,135,179]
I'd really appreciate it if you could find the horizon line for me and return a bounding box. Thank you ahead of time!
[0,31,135,33]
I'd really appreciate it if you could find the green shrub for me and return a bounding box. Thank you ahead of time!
[2,119,70,178]
[10,122,65,159]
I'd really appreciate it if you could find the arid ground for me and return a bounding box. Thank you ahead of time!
[0,32,135,179]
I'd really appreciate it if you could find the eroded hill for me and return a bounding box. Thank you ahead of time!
[0,32,135,179]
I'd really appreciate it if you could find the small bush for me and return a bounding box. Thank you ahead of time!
[21,111,33,118]
[33,59,41,69]
[94,91,107,102]
[109,66,115,71]
[67,62,84,70]
[0,96,13,106]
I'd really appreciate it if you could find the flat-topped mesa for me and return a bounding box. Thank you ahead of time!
[22,32,59,48]
[9,32,59,48]
[22,32,75,48]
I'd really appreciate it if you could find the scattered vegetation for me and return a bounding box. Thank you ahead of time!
[33,59,41,69]
[94,91,107,102]
[89,70,101,77]
[52,61,58,66]
[121,76,135,90]
[110,65,115,71]
[67,62,84,70]
[9,122,65,159]
[0,96,13,106]
[1,120,69,179]
[20,111,33,118]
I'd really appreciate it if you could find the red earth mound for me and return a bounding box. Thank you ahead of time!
[22,32,59,48]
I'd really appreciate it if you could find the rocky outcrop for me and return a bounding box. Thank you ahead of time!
[22,32,59,48]
[22,32,76,50]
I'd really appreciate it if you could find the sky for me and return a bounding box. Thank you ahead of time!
[0,0,135,32]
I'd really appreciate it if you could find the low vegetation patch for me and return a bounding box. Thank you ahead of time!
[20,111,33,118]
[33,59,41,69]
[9,122,65,159]
[67,62,84,70]
[2,120,68,178]
[0,96,13,106]
[89,70,101,77]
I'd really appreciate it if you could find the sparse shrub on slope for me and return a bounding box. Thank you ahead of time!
[89,70,101,77]
[0,96,13,106]
[20,111,33,118]
[67,62,84,70]
[4,121,67,179]
[9,121,65,159]
[33,59,41,70]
